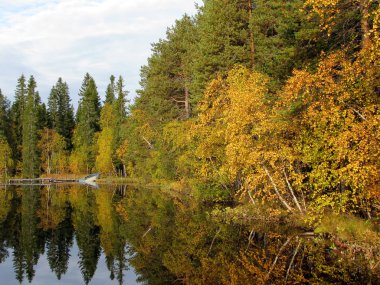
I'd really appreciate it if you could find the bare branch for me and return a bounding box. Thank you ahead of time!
[263,166,293,212]
[142,136,154,149]
[245,228,255,252]
[171,97,187,104]
[142,226,152,238]
[248,188,256,205]
[286,240,302,282]
[266,237,292,280]
[351,107,366,121]
[207,228,222,256]
[283,169,303,213]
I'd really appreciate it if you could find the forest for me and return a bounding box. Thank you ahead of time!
[0,0,379,220]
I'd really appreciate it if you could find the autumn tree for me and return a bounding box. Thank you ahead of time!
[0,137,12,180]
[277,50,380,217]
[95,103,116,174]
[38,128,67,174]
[304,0,379,50]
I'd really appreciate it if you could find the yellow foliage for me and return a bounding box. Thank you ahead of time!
[192,76,230,185]
[95,127,115,174]
[0,137,13,179]
[0,190,12,222]
[38,128,68,174]
[278,49,380,211]
[69,147,89,174]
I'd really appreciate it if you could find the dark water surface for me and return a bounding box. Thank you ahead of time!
[0,184,378,285]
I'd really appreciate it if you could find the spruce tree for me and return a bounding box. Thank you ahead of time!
[48,78,75,148]
[0,89,12,143]
[35,93,48,130]
[0,90,12,178]
[115,76,128,122]
[105,75,116,104]
[76,73,101,136]
[11,75,27,166]
[72,73,101,172]
[22,76,40,178]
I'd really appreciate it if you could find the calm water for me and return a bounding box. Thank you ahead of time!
[0,184,378,285]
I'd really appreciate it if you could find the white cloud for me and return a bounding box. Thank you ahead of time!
[0,0,201,106]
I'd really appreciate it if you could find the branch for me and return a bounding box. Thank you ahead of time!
[171,98,187,104]
[285,240,302,282]
[351,107,366,121]
[266,237,292,280]
[142,136,154,149]
[208,157,229,192]
[207,228,221,256]
[142,226,152,238]
[263,166,293,212]
[344,103,366,120]
[299,188,307,212]
[283,169,303,213]
[245,227,255,252]
[248,188,256,205]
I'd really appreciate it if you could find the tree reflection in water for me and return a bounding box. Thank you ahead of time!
[0,185,378,284]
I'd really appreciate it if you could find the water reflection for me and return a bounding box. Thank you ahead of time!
[0,185,378,284]
[0,185,131,284]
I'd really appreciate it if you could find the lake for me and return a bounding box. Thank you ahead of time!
[0,184,378,284]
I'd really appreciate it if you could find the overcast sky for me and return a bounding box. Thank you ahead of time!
[0,0,201,106]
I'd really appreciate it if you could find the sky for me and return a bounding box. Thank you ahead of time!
[0,0,201,107]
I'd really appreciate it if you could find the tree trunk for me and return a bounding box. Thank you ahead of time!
[4,154,7,182]
[283,169,303,213]
[123,163,126,177]
[184,85,190,119]
[47,153,51,175]
[263,165,293,212]
[248,0,255,68]
[360,1,370,50]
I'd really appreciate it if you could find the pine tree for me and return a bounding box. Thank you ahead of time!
[190,0,251,104]
[250,0,305,83]
[22,76,40,178]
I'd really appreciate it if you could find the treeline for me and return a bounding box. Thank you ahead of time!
[0,73,128,177]
[1,0,379,216]
[120,0,379,216]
